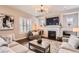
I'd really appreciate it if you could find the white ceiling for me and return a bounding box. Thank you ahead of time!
[10,5,79,17]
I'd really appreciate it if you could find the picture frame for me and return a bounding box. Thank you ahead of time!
[0,13,14,30]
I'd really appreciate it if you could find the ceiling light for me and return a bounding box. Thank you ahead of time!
[35,5,48,13]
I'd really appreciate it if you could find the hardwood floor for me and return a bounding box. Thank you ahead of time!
[16,38,29,45]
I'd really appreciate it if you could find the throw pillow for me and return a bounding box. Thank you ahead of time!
[0,34,15,44]
[68,35,79,49]
[0,37,8,47]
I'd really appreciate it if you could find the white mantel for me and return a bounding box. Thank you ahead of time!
[45,25,61,38]
[43,26,74,38]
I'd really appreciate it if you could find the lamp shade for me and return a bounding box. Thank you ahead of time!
[73,28,79,32]
[32,23,39,31]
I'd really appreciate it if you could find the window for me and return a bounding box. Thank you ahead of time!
[63,13,78,28]
[19,17,27,33]
[19,17,32,33]
[26,19,32,32]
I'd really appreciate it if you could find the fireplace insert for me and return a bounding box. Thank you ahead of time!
[48,31,56,40]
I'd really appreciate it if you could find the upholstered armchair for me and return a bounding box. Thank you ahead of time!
[27,31,40,41]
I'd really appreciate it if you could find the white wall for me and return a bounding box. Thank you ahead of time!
[0,6,36,40]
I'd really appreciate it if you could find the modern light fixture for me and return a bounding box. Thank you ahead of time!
[35,5,48,13]
[39,5,45,12]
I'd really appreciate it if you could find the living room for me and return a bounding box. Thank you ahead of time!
[0,5,79,53]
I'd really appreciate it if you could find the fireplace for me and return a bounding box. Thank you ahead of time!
[48,31,56,40]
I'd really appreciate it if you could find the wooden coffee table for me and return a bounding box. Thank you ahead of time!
[29,38,50,53]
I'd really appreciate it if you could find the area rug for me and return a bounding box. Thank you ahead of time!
[22,39,61,53]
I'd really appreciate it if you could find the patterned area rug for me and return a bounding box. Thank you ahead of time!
[50,40,61,53]
[22,39,61,53]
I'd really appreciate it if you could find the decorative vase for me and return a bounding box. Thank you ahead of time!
[37,39,42,44]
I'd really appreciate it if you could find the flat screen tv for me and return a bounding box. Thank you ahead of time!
[46,17,59,25]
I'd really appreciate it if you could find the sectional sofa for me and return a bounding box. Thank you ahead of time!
[0,34,34,53]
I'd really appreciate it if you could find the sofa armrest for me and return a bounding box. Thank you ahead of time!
[62,47,79,53]
[60,42,72,48]
[8,41,19,47]
[0,46,15,53]
[60,42,79,53]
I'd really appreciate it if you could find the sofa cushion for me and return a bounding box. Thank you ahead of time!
[9,42,35,53]
[68,35,79,48]
[60,42,79,53]
[8,42,19,47]
[60,42,73,49]
[62,46,79,53]
[10,44,29,53]
[32,32,39,36]
[0,46,14,53]
[0,34,15,44]
[59,48,76,53]
[0,37,8,47]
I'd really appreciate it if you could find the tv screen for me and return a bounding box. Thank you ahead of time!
[46,17,59,25]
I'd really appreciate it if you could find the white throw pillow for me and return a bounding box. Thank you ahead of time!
[6,34,15,44]
[6,36,12,44]
[1,34,15,44]
[12,34,15,41]
[32,32,38,36]
[0,37,8,46]
[68,35,79,48]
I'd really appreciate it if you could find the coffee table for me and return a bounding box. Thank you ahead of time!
[29,38,50,53]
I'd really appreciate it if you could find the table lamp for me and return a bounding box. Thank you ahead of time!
[73,28,79,32]
[73,28,79,36]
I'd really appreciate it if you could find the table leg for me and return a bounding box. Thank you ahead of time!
[49,45,50,53]
[44,49,46,53]
[29,43,30,49]
[44,45,50,53]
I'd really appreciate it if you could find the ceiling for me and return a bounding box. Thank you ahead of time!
[10,5,79,17]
